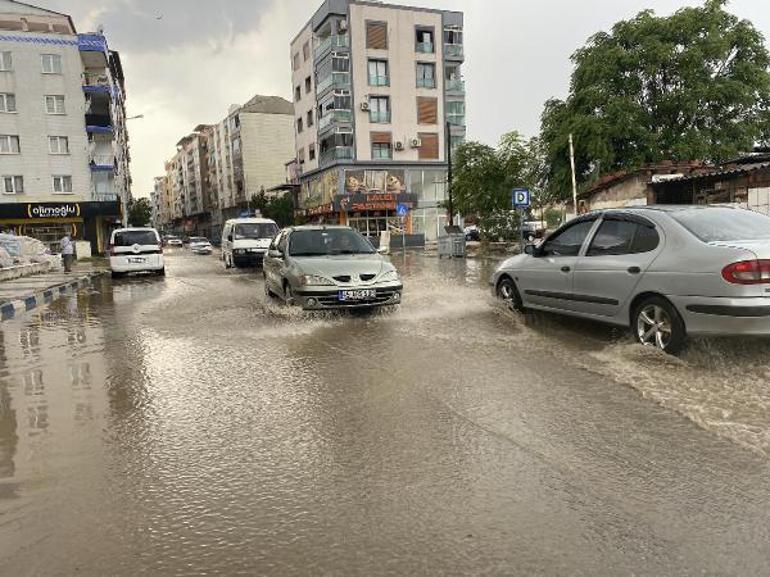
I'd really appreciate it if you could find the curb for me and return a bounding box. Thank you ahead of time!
[0,270,108,322]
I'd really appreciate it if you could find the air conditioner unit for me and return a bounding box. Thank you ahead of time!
[394,141,404,151]
[360,101,370,111]
[410,138,422,148]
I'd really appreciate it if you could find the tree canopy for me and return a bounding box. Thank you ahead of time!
[128,198,152,227]
[541,0,770,199]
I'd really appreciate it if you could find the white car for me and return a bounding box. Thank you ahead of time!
[109,227,165,278]
[189,237,213,254]
[165,236,183,247]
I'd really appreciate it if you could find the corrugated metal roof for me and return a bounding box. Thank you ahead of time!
[655,161,770,185]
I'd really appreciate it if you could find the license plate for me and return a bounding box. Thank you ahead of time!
[128,257,146,263]
[339,289,377,301]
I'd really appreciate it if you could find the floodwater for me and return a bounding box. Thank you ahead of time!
[1,251,770,576]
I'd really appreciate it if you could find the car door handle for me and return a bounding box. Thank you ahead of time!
[560,266,571,273]
[628,266,641,274]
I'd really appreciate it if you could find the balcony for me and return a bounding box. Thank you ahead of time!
[90,153,115,171]
[369,110,391,123]
[315,34,349,60]
[82,73,111,96]
[368,75,389,87]
[444,44,464,59]
[85,113,113,134]
[447,114,465,127]
[319,146,354,166]
[92,192,118,203]
[318,109,352,133]
[316,71,350,95]
[78,33,108,68]
[446,78,465,93]
[416,41,434,54]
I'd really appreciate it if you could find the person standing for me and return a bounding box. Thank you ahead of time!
[60,233,75,272]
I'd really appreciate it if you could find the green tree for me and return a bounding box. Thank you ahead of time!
[541,0,770,199]
[128,197,152,227]
[249,191,294,227]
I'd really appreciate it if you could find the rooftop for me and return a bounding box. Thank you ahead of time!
[240,95,294,115]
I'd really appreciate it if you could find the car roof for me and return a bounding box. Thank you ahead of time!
[287,225,352,232]
[224,218,277,224]
[112,227,158,233]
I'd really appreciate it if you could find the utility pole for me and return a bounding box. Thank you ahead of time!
[446,120,454,227]
[569,133,578,217]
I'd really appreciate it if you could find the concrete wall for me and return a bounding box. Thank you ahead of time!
[241,111,295,196]
[349,2,445,162]
[291,23,316,172]
[584,176,649,210]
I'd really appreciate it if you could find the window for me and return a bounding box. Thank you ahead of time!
[372,142,392,160]
[0,93,15,112]
[292,52,300,71]
[0,135,20,154]
[307,110,314,127]
[53,175,73,194]
[309,143,316,161]
[417,132,439,160]
[41,53,62,74]
[586,218,660,256]
[45,95,65,114]
[369,96,390,123]
[415,28,434,53]
[113,230,159,246]
[368,59,388,86]
[0,51,12,71]
[48,136,69,154]
[366,21,388,50]
[297,117,303,133]
[417,96,438,124]
[298,147,305,163]
[305,76,312,93]
[294,85,301,102]
[303,41,310,61]
[670,206,770,242]
[446,99,465,126]
[3,176,23,194]
[541,219,597,257]
[416,63,436,88]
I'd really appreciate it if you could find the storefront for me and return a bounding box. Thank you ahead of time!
[0,201,122,254]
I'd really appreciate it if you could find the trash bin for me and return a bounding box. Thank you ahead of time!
[438,233,466,258]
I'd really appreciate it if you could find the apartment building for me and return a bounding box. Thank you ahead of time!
[150,174,173,230]
[0,0,131,252]
[290,0,465,242]
[158,95,294,239]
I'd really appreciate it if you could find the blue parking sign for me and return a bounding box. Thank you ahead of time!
[512,188,530,208]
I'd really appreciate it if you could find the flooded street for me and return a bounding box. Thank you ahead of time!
[2,251,770,576]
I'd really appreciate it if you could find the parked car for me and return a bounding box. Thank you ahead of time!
[109,227,165,278]
[165,235,183,247]
[491,205,770,354]
[221,217,279,268]
[521,220,547,242]
[263,225,403,310]
[464,225,481,242]
[189,237,213,254]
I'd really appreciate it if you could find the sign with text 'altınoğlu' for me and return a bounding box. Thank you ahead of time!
[27,203,81,219]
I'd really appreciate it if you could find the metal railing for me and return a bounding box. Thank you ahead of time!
[369,110,391,123]
[83,73,110,87]
[447,113,466,126]
[416,41,434,53]
[315,34,349,58]
[368,75,389,87]
[319,146,354,165]
[444,44,464,58]
[416,77,436,89]
[318,109,352,131]
[90,154,114,166]
[445,78,465,92]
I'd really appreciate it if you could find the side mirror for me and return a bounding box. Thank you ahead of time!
[227,235,233,243]
[524,244,539,256]
[268,249,283,259]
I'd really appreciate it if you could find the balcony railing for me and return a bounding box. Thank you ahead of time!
[315,34,349,59]
[318,109,352,132]
[90,154,115,168]
[416,77,436,89]
[369,110,391,123]
[319,146,354,166]
[92,192,118,202]
[416,41,434,53]
[447,114,466,127]
[317,71,350,94]
[368,75,389,87]
[445,44,464,58]
[446,78,465,93]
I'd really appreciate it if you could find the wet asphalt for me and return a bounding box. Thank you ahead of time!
[1,250,770,577]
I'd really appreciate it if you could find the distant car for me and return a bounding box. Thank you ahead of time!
[492,205,770,354]
[263,225,403,310]
[189,237,213,254]
[521,220,547,242]
[165,236,183,247]
[109,227,164,278]
[464,225,481,242]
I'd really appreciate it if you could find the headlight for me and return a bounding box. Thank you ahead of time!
[300,274,334,286]
[378,269,400,282]
[234,249,245,255]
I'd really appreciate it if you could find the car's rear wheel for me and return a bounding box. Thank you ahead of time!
[496,276,524,311]
[156,268,166,277]
[110,271,124,279]
[633,296,686,355]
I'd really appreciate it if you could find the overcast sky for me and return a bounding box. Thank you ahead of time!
[43,0,770,198]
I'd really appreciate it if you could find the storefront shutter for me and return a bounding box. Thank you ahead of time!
[417,97,438,125]
[418,133,439,160]
[366,22,388,49]
[370,131,392,144]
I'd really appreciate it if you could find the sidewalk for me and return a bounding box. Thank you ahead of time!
[0,263,108,321]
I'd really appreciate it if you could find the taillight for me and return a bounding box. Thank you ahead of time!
[721,260,770,284]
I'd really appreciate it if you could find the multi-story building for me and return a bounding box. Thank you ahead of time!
[290,0,465,242]
[157,94,294,240]
[0,0,131,252]
[150,175,173,230]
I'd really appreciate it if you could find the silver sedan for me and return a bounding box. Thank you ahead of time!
[263,225,403,310]
[491,205,770,353]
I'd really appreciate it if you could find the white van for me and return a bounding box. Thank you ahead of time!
[109,227,165,278]
[221,217,279,268]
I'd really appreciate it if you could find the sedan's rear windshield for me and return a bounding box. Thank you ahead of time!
[670,208,770,242]
[113,231,158,246]
[234,223,278,240]
[189,237,208,243]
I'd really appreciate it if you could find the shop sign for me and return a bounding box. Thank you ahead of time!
[307,203,334,216]
[27,203,81,219]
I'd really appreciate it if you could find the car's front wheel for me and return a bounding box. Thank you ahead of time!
[283,281,295,306]
[496,276,524,311]
[633,296,686,355]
